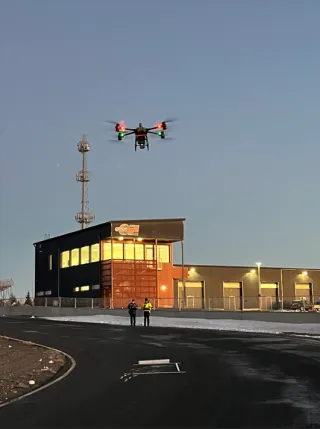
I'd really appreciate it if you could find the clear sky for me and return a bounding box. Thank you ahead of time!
[1,0,320,297]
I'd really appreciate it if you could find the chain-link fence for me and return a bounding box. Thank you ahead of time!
[2,296,320,311]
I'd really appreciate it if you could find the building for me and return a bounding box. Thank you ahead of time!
[33,218,320,310]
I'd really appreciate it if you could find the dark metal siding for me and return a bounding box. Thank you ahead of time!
[34,224,110,297]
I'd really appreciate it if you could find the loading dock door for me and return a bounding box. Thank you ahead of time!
[178,281,204,308]
[223,282,242,311]
[261,283,278,310]
[295,283,312,301]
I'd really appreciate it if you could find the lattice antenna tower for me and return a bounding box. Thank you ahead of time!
[75,134,95,229]
[0,279,14,300]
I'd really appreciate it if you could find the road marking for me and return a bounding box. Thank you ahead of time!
[175,362,180,372]
[138,359,170,365]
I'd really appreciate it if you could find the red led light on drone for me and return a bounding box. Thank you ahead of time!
[156,123,162,129]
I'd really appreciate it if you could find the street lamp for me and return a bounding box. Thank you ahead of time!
[256,262,262,310]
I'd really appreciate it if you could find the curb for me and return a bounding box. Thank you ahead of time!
[0,335,76,409]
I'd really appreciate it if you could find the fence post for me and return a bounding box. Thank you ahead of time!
[75,298,77,308]
[91,298,93,309]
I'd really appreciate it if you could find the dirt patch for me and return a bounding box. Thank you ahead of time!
[0,337,69,405]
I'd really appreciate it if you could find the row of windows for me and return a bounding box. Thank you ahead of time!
[73,284,100,292]
[59,243,170,269]
[36,290,52,296]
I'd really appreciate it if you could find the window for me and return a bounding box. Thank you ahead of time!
[80,285,90,291]
[61,251,70,268]
[91,243,100,262]
[91,284,100,290]
[49,254,52,271]
[80,246,90,264]
[112,242,123,259]
[102,241,111,260]
[157,245,170,263]
[36,291,44,297]
[135,244,144,260]
[124,243,134,260]
[71,248,79,266]
[73,287,80,292]
[45,290,52,296]
[145,245,154,260]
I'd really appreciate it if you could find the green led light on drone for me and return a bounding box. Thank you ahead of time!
[157,132,162,136]
[120,133,125,138]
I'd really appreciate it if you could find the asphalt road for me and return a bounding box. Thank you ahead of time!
[0,317,320,429]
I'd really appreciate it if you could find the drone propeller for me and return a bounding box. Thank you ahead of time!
[104,119,125,125]
[162,117,178,124]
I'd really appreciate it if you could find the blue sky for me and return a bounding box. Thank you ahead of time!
[1,0,320,297]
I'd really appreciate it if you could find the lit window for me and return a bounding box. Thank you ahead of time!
[135,244,144,260]
[91,284,100,290]
[71,248,79,266]
[45,290,52,296]
[102,241,111,260]
[112,242,123,259]
[36,291,44,297]
[124,243,134,260]
[73,287,80,292]
[145,245,154,260]
[91,243,100,262]
[49,255,52,271]
[61,251,70,268]
[157,245,170,263]
[80,246,90,264]
[80,285,90,291]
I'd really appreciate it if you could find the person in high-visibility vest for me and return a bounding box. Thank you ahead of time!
[142,298,152,327]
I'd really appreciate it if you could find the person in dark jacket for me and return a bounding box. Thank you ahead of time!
[128,299,138,326]
[142,298,152,327]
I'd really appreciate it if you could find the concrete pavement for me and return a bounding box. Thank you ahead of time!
[0,317,320,428]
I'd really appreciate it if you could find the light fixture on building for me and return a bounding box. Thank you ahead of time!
[118,237,124,241]
[160,285,167,291]
[137,237,143,242]
[250,269,256,274]
[256,262,262,267]
[302,271,308,276]
[189,267,195,273]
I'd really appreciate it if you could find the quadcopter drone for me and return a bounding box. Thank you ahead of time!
[106,120,175,151]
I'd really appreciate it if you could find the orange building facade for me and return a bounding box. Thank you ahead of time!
[99,218,187,308]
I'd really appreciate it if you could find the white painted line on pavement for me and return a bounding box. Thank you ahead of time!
[175,362,180,372]
[138,359,170,365]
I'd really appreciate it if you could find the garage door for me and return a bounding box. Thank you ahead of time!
[261,283,278,310]
[295,283,311,300]
[178,281,203,308]
[223,282,242,311]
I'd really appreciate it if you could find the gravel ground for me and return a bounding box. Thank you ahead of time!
[0,337,67,405]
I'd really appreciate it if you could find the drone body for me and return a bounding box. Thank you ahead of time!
[108,120,172,151]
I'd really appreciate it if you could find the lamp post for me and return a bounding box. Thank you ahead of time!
[256,262,262,310]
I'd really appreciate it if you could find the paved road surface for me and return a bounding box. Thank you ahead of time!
[0,317,320,428]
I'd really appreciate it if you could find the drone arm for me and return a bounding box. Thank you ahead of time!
[148,131,161,135]
[123,131,135,136]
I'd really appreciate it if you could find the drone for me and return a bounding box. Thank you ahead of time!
[106,120,175,151]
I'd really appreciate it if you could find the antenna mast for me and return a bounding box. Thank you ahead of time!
[75,134,95,229]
